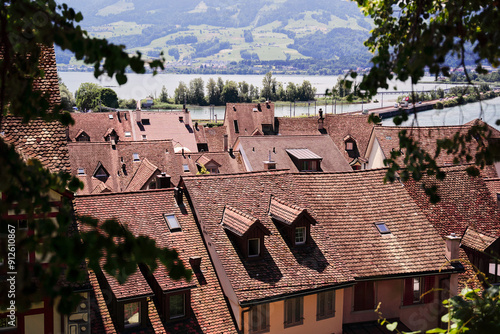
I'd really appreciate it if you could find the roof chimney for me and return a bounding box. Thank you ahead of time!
[136,109,142,123]
[156,173,171,189]
[174,187,184,206]
[223,134,228,152]
[264,150,276,170]
[318,108,325,130]
[445,233,461,263]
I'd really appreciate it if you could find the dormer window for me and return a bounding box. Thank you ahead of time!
[93,162,109,181]
[221,206,270,259]
[346,141,354,151]
[269,196,316,247]
[248,238,260,257]
[75,130,90,142]
[285,148,322,172]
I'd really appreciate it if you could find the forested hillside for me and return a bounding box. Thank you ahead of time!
[58,0,374,73]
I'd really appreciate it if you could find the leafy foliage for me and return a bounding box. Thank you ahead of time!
[0,0,189,314]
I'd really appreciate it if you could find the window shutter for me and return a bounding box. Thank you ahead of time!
[403,278,414,306]
[423,276,435,303]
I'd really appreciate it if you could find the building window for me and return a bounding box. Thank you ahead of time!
[183,164,190,172]
[76,132,90,142]
[169,294,185,319]
[295,226,306,245]
[234,120,239,133]
[248,238,260,257]
[346,141,354,151]
[353,281,375,311]
[207,166,219,174]
[142,135,147,140]
[317,290,335,320]
[250,303,270,333]
[133,153,140,162]
[164,214,182,232]
[124,301,141,328]
[77,168,85,175]
[403,277,435,305]
[125,131,131,137]
[375,222,391,234]
[284,297,303,327]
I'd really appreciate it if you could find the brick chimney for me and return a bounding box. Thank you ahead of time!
[318,108,325,130]
[445,233,461,263]
[223,134,228,151]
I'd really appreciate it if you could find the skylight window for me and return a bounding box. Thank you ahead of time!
[125,132,131,137]
[375,222,391,234]
[108,114,114,119]
[77,168,85,175]
[183,164,189,172]
[133,153,140,162]
[164,214,181,232]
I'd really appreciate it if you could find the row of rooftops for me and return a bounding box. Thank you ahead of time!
[3,45,500,332]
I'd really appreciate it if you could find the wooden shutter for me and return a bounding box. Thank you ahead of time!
[423,276,435,303]
[403,278,414,306]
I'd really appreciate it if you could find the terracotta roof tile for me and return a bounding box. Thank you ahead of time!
[268,196,307,225]
[221,206,269,237]
[183,169,451,302]
[224,102,275,147]
[102,268,153,300]
[461,227,497,252]
[277,114,375,164]
[404,165,500,238]
[74,189,237,333]
[234,135,351,172]
[126,158,159,191]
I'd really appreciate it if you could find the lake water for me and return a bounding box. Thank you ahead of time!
[381,96,500,131]
[59,72,500,123]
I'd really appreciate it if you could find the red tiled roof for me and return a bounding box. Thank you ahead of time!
[195,154,221,167]
[461,227,497,252]
[370,120,500,170]
[404,165,500,238]
[221,206,269,237]
[126,158,159,191]
[235,135,351,172]
[69,111,132,143]
[130,110,198,152]
[268,196,309,226]
[183,169,451,302]
[69,140,184,194]
[179,151,246,175]
[102,268,153,300]
[277,114,375,164]
[1,117,71,173]
[224,102,275,147]
[88,269,117,334]
[74,189,237,333]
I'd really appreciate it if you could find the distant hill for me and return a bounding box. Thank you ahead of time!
[59,0,373,72]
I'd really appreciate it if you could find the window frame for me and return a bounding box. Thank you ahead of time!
[317,290,336,320]
[164,214,182,232]
[248,238,260,257]
[295,226,306,245]
[123,301,141,329]
[284,296,304,328]
[169,293,186,319]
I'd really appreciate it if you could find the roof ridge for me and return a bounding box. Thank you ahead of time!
[75,187,176,198]
[225,205,258,222]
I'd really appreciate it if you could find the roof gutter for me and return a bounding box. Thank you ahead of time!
[239,280,355,307]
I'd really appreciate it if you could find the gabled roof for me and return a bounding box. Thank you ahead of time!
[223,102,275,147]
[75,129,90,140]
[180,151,246,175]
[269,196,314,226]
[125,158,159,191]
[404,165,500,238]
[234,135,351,172]
[183,169,452,303]
[101,267,153,301]
[92,161,109,178]
[69,111,132,143]
[368,120,500,169]
[103,128,117,138]
[74,189,237,333]
[221,206,270,237]
[196,154,222,167]
[277,114,375,164]
[461,227,497,252]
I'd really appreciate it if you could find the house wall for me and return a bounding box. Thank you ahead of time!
[365,138,385,169]
[240,289,344,334]
[343,276,448,332]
